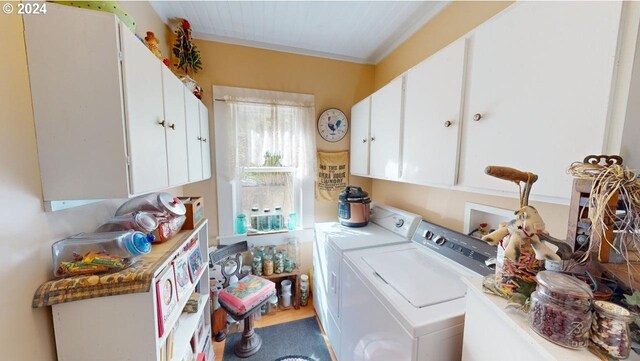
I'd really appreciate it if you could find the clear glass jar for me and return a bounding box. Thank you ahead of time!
[528,271,593,349]
[495,238,542,298]
[252,255,263,276]
[300,274,309,306]
[250,207,260,231]
[283,257,295,273]
[591,300,635,359]
[259,209,271,232]
[273,206,284,230]
[274,253,284,274]
[263,254,274,276]
[286,238,300,271]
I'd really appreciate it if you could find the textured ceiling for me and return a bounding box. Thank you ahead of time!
[150,1,449,64]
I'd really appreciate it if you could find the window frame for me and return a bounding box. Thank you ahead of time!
[212,86,315,239]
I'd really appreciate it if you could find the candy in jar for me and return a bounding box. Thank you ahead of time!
[528,271,593,349]
[591,300,635,359]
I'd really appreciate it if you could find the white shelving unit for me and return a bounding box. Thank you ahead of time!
[50,220,212,361]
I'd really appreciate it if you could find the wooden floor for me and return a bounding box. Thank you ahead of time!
[212,297,337,361]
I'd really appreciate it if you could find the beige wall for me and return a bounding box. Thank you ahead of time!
[183,39,375,240]
[0,3,173,360]
[371,1,570,237]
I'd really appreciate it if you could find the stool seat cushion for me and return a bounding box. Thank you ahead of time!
[219,275,275,315]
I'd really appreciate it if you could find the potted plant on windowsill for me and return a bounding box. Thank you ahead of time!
[172,18,203,98]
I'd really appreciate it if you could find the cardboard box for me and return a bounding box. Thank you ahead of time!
[180,196,204,230]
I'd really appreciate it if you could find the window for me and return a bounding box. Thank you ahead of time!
[213,86,316,237]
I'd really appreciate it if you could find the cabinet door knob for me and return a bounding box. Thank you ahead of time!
[197,136,202,141]
[202,138,207,143]
[444,120,453,128]
[362,138,367,143]
[473,113,482,121]
[169,123,176,130]
[371,136,376,142]
[158,120,166,127]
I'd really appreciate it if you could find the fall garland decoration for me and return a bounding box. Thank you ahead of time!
[172,19,202,76]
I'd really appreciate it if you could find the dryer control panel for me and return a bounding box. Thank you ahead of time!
[369,204,422,239]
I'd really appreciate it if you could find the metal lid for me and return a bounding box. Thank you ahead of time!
[536,270,593,299]
[263,208,271,213]
[251,207,259,211]
[339,186,370,202]
[593,300,635,322]
[157,192,186,216]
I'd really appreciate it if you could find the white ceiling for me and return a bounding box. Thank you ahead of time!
[149,1,449,64]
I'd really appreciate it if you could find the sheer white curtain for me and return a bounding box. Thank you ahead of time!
[225,100,316,178]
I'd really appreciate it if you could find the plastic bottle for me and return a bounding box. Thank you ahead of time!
[52,230,154,278]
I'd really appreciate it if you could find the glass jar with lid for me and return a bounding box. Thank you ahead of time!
[528,271,593,349]
[274,253,284,274]
[263,254,274,276]
[591,300,635,359]
[252,255,263,276]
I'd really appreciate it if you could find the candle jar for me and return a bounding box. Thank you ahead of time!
[528,271,593,349]
[263,254,274,276]
[591,300,635,359]
[274,253,284,274]
[252,256,263,276]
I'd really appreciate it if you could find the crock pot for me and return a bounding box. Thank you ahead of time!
[338,186,371,227]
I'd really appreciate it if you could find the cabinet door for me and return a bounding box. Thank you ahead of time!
[370,76,404,179]
[350,97,371,176]
[162,67,189,186]
[402,38,467,186]
[120,23,168,194]
[459,2,622,200]
[185,93,203,182]
[199,102,212,180]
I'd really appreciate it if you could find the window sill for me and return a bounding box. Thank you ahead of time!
[216,228,314,246]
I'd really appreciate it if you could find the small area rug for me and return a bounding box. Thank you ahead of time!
[222,317,332,361]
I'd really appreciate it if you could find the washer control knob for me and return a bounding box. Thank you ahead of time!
[433,236,446,246]
[423,230,434,240]
[395,218,405,228]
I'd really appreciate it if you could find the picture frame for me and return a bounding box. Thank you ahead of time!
[173,252,193,301]
[155,264,178,337]
[187,243,205,283]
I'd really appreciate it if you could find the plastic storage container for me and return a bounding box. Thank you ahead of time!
[115,192,186,217]
[591,300,635,359]
[528,271,593,349]
[52,230,154,278]
[96,211,158,233]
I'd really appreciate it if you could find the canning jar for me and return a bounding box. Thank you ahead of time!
[591,300,635,359]
[274,253,284,274]
[263,254,274,276]
[252,256,263,276]
[528,271,593,349]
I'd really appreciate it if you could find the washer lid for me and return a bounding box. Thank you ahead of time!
[363,249,466,308]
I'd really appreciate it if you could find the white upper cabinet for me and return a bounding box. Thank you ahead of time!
[402,38,467,186]
[458,1,623,200]
[199,103,212,180]
[186,92,204,182]
[120,22,168,194]
[350,97,371,177]
[24,3,209,205]
[370,76,404,180]
[161,67,189,186]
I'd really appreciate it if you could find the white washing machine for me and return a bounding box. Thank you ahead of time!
[340,220,497,361]
[313,204,422,359]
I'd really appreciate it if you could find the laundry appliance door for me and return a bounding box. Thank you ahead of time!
[340,259,414,361]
